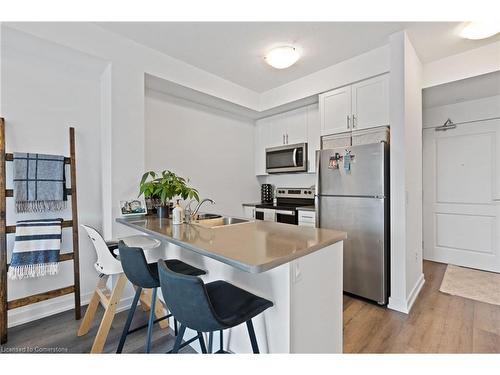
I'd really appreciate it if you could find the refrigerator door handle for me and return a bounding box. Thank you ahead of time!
[315,150,321,228]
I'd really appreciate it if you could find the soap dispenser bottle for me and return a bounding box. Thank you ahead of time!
[172,199,184,225]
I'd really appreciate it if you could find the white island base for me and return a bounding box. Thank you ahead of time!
[149,240,343,354]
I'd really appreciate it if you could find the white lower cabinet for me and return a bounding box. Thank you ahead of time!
[243,205,256,220]
[298,210,316,227]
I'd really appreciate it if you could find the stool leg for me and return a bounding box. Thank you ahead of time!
[198,331,207,354]
[208,331,213,353]
[145,288,157,353]
[116,287,142,353]
[174,318,178,336]
[246,319,259,354]
[172,324,186,353]
[90,274,127,353]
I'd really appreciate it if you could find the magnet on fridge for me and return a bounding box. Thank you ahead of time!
[344,151,351,172]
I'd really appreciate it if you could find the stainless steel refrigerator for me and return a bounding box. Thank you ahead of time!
[315,142,389,305]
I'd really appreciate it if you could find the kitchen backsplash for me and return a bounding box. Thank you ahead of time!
[257,173,316,189]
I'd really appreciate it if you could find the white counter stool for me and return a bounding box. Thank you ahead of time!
[77,224,166,353]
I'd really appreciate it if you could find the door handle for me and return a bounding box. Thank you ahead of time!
[347,115,350,129]
[283,134,285,144]
[292,148,298,167]
[286,134,289,144]
[352,114,356,129]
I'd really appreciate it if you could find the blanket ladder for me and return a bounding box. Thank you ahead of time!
[0,117,81,344]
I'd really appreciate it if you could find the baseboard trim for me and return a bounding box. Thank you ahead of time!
[406,273,425,312]
[388,273,425,314]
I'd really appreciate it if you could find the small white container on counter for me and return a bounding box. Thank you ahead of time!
[172,199,184,225]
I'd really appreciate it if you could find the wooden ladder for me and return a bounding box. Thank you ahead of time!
[0,117,81,344]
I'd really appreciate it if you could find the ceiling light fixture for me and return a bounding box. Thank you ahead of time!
[460,21,500,40]
[265,46,300,69]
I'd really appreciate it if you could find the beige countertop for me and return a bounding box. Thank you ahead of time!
[116,216,346,273]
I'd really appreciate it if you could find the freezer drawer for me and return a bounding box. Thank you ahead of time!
[317,195,388,304]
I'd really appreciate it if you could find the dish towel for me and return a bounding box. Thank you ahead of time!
[13,153,67,213]
[8,218,63,280]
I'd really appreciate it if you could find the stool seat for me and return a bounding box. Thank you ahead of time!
[148,259,205,281]
[206,281,273,328]
[121,235,161,250]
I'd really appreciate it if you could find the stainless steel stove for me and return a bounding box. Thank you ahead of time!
[255,187,315,225]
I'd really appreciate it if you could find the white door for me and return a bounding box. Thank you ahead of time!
[351,74,389,130]
[423,119,500,272]
[319,85,352,136]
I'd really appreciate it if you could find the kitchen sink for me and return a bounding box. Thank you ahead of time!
[194,213,222,220]
[192,216,250,228]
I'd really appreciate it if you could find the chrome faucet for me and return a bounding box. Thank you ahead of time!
[191,198,215,217]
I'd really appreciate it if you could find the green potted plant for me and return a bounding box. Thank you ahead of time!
[139,170,200,218]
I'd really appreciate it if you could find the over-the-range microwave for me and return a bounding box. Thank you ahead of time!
[266,142,308,174]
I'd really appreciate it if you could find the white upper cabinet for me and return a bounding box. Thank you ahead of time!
[282,108,308,145]
[254,117,271,176]
[351,75,389,130]
[319,74,389,136]
[254,105,320,175]
[306,104,320,173]
[319,85,352,136]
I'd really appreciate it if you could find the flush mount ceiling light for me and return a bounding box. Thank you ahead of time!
[460,22,500,40]
[265,46,300,69]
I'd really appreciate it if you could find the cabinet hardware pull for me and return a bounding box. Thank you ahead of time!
[286,134,288,144]
[352,114,356,128]
[283,134,285,144]
[347,115,350,129]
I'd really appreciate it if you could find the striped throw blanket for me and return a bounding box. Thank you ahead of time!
[8,218,63,280]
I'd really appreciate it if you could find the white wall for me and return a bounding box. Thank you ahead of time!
[423,95,500,128]
[260,45,390,110]
[0,28,106,326]
[145,89,260,217]
[423,41,500,89]
[388,31,425,314]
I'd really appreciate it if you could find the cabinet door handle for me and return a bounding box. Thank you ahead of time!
[347,115,350,129]
[286,134,288,144]
[283,134,285,144]
[352,114,356,129]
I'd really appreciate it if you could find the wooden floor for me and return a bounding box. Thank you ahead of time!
[344,260,500,353]
[0,303,195,354]
[1,260,499,353]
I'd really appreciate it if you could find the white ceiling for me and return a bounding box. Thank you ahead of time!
[96,22,500,93]
[423,70,500,108]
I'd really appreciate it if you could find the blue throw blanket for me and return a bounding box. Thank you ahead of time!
[13,153,67,213]
[8,218,63,280]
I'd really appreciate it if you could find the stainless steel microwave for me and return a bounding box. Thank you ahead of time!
[266,142,308,174]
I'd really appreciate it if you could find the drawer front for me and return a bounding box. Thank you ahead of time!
[298,210,316,224]
[298,221,316,228]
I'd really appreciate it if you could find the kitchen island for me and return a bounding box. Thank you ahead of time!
[116,216,346,353]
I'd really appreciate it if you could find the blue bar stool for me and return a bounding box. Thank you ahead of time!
[117,241,206,353]
[157,260,273,354]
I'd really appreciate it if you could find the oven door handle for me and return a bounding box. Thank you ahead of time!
[275,210,295,216]
[292,148,298,167]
